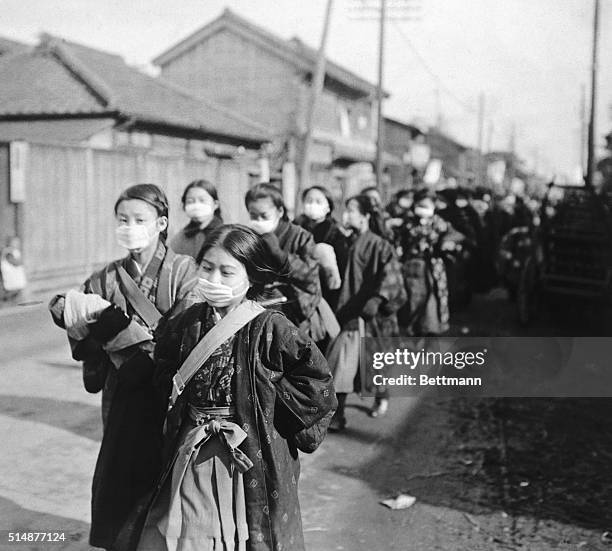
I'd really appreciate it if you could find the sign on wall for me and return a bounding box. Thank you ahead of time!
[9,141,28,203]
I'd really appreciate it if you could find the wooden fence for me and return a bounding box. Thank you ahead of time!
[21,143,253,291]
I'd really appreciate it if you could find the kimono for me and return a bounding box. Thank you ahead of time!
[398,214,460,335]
[330,230,407,393]
[264,219,322,335]
[437,205,480,306]
[293,214,349,310]
[119,303,336,551]
[169,216,223,262]
[49,244,198,550]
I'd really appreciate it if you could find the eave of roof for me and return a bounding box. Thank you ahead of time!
[0,34,271,144]
[0,36,31,55]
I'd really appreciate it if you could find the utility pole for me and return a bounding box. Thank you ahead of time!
[476,93,485,186]
[375,0,387,189]
[508,122,517,185]
[486,121,494,154]
[349,0,422,191]
[580,84,587,174]
[299,0,334,194]
[586,0,600,188]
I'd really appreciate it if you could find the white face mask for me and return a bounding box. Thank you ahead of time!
[398,198,412,209]
[414,207,434,219]
[185,202,214,221]
[249,218,278,235]
[115,224,156,250]
[303,202,329,221]
[196,277,249,307]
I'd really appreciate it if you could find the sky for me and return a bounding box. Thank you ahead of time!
[2,0,611,180]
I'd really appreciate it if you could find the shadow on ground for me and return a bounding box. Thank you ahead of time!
[0,395,102,442]
[0,495,93,550]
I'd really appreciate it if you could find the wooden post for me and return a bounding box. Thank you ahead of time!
[375,0,387,189]
[299,0,334,195]
[586,0,600,188]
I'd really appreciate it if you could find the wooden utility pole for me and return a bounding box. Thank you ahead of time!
[299,0,334,193]
[586,0,600,188]
[349,0,421,190]
[476,93,485,186]
[508,122,517,184]
[580,83,587,174]
[486,120,494,153]
[375,0,387,189]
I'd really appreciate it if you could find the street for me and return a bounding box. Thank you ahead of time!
[1,291,610,551]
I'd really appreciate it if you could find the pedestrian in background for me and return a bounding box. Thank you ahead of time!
[244,183,323,340]
[327,195,406,430]
[135,224,336,551]
[169,180,224,262]
[294,185,349,310]
[0,235,27,302]
[361,186,395,241]
[49,184,198,551]
[398,188,461,336]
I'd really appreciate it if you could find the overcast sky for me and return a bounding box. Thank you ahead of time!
[2,0,611,179]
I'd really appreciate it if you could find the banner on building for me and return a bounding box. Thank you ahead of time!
[409,143,431,170]
[487,159,506,185]
[9,141,28,203]
[423,159,442,185]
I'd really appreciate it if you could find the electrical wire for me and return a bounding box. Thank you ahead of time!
[391,20,477,114]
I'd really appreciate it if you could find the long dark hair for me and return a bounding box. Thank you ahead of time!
[198,224,282,300]
[181,179,222,218]
[114,183,169,241]
[244,183,289,221]
[346,194,387,237]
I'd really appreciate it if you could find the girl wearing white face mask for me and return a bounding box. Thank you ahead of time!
[294,186,349,311]
[135,225,336,551]
[244,183,322,338]
[169,180,224,261]
[326,195,407,430]
[398,189,460,336]
[48,184,199,551]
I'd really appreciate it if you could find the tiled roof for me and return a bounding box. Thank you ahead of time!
[153,8,383,98]
[0,51,108,115]
[0,35,270,144]
[0,36,30,55]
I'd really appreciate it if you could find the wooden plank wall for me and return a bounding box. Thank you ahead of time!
[22,144,252,291]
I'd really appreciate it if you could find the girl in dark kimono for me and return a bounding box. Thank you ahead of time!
[135,224,336,551]
[245,183,323,339]
[169,180,224,262]
[327,195,406,430]
[398,189,462,336]
[294,185,349,310]
[49,184,199,551]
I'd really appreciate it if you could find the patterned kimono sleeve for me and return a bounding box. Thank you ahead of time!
[285,230,322,321]
[436,217,466,251]
[171,255,200,302]
[48,274,112,393]
[375,241,408,315]
[260,313,337,437]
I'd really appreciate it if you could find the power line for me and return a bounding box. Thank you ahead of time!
[391,21,477,114]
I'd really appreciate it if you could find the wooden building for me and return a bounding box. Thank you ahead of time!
[0,34,270,291]
[153,8,385,211]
